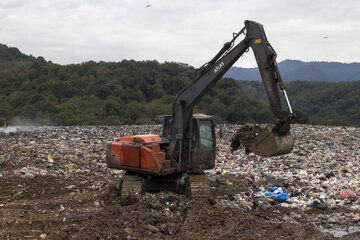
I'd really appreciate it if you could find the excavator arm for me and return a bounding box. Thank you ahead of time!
[246,21,294,134]
[168,20,294,167]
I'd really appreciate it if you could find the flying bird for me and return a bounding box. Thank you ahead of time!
[145,4,151,8]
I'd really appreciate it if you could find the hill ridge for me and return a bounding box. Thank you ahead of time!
[224,59,360,82]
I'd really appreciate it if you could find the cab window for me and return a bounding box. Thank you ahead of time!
[199,120,213,152]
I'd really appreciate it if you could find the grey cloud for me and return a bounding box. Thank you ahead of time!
[0,0,359,67]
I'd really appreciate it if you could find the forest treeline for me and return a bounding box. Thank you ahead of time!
[0,43,359,126]
[0,44,275,125]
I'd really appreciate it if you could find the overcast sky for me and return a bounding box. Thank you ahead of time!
[1,0,359,68]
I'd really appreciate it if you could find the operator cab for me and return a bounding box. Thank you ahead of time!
[159,114,216,172]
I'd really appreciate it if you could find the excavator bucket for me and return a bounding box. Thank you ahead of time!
[231,124,294,157]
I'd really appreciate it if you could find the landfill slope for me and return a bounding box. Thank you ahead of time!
[0,125,360,239]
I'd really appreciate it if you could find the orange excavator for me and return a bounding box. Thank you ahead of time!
[106,20,295,204]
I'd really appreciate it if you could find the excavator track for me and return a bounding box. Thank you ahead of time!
[188,174,210,200]
[120,174,144,205]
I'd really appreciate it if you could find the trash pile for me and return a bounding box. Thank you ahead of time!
[0,124,359,239]
[210,124,360,236]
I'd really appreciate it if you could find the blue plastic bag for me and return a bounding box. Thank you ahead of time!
[265,186,290,201]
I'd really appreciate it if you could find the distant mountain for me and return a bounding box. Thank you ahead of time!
[224,59,360,82]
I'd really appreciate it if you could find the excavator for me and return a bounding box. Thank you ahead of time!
[106,20,295,204]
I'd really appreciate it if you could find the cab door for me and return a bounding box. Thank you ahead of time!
[190,118,216,172]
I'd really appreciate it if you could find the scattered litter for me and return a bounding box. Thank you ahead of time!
[311,198,327,210]
[24,173,34,178]
[339,189,357,199]
[264,186,290,201]
[59,204,65,211]
[47,155,54,166]
[160,224,168,232]
[39,233,47,239]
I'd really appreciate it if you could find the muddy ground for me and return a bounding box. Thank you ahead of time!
[0,125,360,239]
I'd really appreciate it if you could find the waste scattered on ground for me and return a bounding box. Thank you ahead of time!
[263,186,291,201]
[0,124,360,239]
[339,189,357,199]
